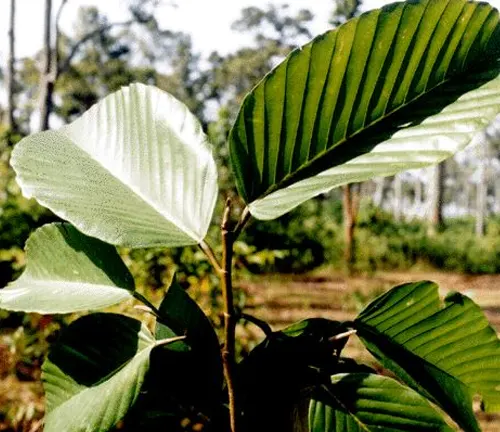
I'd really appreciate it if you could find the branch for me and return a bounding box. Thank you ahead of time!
[58,19,134,76]
[54,0,69,78]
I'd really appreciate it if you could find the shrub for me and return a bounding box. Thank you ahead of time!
[3,1,500,431]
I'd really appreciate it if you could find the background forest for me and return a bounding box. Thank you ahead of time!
[2,0,500,430]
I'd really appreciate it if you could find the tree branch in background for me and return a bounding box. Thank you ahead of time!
[54,0,69,78]
[58,20,134,75]
[38,1,159,131]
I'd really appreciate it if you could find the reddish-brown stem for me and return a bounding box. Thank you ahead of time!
[221,199,239,432]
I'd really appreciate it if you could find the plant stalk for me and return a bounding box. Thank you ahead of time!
[221,199,239,432]
[199,240,222,274]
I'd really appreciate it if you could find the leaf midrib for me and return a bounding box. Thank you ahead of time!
[46,346,153,420]
[10,278,134,292]
[58,126,201,243]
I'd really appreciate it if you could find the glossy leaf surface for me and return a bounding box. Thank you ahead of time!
[355,281,500,431]
[230,0,500,219]
[0,223,134,313]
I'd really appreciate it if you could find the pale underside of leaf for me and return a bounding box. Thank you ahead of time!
[0,281,132,313]
[0,223,134,313]
[249,73,500,219]
[230,0,500,220]
[44,346,152,432]
[11,83,218,247]
[43,316,156,432]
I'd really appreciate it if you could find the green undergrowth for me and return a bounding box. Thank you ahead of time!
[241,198,500,275]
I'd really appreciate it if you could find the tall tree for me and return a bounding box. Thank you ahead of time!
[393,174,403,221]
[343,183,359,274]
[208,4,313,114]
[428,163,445,234]
[156,32,207,123]
[330,0,364,270]
[39,0,55,131]
[476,153,487,237]
[4,0,16,134]
[38,0,160,131]
[55,7,157,123]
[330,0,363,26]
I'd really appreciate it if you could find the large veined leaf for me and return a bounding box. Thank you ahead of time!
[309,373,453,432]
[0,223,134,313]
[42,313,179,432]
[230,0,500,220]
[119,281,224,430]
[11,83,218,247]
[354,281,500,432]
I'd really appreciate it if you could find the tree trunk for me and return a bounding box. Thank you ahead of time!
[343,184,358,274]
[428,163,445,235]
[494,176,500,214]
[39,0,53,131]
[476,139,488,237]
[373,177,387,208]
[412,178,422,218]
[464,176,472,216]
[393,175,403,221]
[5,0,16,133]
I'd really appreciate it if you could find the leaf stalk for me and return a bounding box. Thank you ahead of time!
[133,291,161,318]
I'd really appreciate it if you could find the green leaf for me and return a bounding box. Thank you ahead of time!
[126,280,224,428]
[11,83,218,247]
[155,277,223,394]
[42,313,171,432]
[237,319,350,431]
[230,0,500,219]
[309,373,454,432]
[354,281,500,432]
[0,223,134,313]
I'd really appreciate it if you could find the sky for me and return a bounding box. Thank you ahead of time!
[2,0,500,60]
[0,0,418,61]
